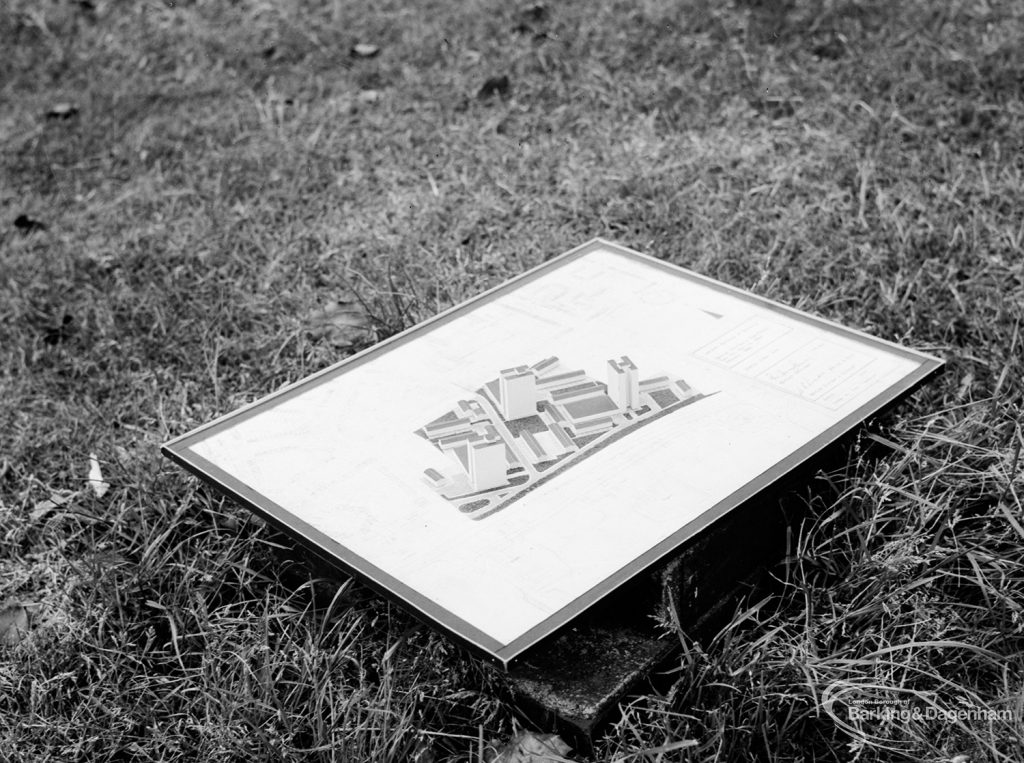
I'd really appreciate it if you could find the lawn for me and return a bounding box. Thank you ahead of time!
[1,0,1022,760]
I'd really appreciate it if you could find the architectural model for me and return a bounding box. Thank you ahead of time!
[415,355,711,518]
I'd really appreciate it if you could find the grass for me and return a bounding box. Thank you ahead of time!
[1,0,1022,760]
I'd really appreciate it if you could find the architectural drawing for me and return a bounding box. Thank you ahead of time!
[415,355,712,519]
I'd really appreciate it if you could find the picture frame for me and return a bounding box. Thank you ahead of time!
[162,239,944,666]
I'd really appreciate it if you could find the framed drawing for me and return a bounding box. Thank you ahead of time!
[162,239,944,666]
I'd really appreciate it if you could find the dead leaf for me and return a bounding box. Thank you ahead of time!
[30,492,72,522]
[14,214,46,233]
[811,32,847,60]
[351,43,381,58]
[46,102,79,119]
[410,734,436,763]
[307,299,373,348]
[521,2,548,22]
[513,2,549,33]
[478,75,511,100]
[493,731,572,763]
[87,453,110,498]
[956,372,974,401]
[113,443,132,464]
[0,603,30,646]
[42,314,74,345]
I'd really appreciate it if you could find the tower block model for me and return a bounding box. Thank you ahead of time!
[469,438,508,491]
[607,356,640,410]
[499,366,538,420]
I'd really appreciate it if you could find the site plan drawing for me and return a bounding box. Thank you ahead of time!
[162,239,944,667]
[416,355,711,519]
